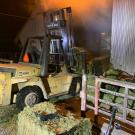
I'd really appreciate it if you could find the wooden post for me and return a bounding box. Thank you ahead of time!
[80,72,87,112]
[123,87,128,120]
[95,78,100,115]
[80,52,87,117]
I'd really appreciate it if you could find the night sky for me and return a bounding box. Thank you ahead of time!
[0,0,37,52]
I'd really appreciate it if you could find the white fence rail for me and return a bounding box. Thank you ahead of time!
[87,77,135,126]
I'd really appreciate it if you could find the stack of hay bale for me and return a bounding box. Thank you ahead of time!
[17,102,92,135]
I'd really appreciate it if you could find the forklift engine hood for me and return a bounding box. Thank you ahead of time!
[0,63,41,77]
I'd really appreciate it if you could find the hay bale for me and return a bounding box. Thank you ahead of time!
[87,75,95,86]
[87,75,95,105]
[0,105,19,123]
[88,55,110,76]
[106,75,117,79]
[105,67,120,76]
[17,102,92,135]
[0,105,18,135]
[0,115,17,135]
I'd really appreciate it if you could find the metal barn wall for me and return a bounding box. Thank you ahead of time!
[111,0,135,75]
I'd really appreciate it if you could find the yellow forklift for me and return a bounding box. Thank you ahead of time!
[0,7,84,110]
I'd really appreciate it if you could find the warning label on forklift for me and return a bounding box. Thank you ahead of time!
[18,71,29,76]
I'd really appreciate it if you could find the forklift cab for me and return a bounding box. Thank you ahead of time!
[19,36,65,75]
[21,37,43,64]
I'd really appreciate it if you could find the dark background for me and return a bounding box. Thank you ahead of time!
[0,0,36,53]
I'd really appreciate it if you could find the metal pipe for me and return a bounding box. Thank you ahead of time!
[105,106,117,135]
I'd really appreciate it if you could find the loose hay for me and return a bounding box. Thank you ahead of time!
[0,105,19,135]
[17,102,92,135]
[0,105,19,123]
[0,115,17,135]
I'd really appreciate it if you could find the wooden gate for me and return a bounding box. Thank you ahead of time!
[87,77,135,126]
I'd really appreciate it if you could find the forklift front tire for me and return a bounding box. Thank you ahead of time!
[16,86,44,110]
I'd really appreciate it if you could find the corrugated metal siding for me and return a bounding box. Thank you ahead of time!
[111,0,135,75]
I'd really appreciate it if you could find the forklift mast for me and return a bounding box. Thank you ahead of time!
[40,7,74,76]
[19,7,74,76]
[44,7,74,70]
[45,7,73,53]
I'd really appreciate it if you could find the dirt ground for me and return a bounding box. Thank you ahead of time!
[0,97,134,135]
[55,97,135,135]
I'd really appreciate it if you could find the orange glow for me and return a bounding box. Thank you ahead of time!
[36,0,112,52]
[40,0,109,19]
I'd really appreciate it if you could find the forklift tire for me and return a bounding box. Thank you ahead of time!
[69,77,82,96]
[16,86,44,110]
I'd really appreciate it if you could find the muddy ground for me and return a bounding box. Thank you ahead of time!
[0,97,135,135]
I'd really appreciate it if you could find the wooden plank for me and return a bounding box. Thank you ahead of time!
[123,88,128,120]
[87,104,135,127]
[95,80,100,115]
[96,77,135,90]
[87,85,135,101]
[87,77,135,126]
[80,73,87,111]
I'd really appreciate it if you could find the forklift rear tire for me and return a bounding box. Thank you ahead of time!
[16,86,44,110]
[69,77,82,96]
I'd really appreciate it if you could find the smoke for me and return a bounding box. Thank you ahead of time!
[38,0,112,53]
[40,0,111,25]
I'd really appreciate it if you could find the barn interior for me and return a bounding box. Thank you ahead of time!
[0,0,134,135]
